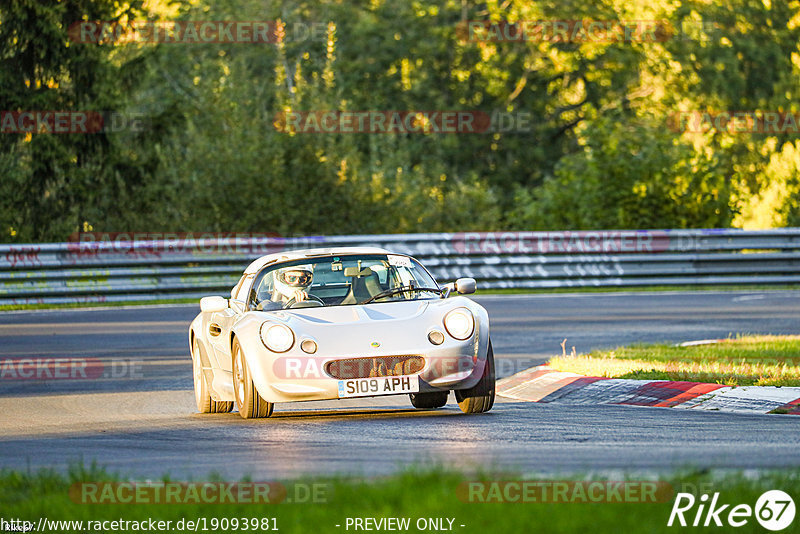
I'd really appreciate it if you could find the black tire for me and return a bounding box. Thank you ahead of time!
[410,391,449,409]
[232,337,273,419]
[192,337,233,414]
[455,339,495,414]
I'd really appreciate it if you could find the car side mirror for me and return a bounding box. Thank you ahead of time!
[200,296,228,313]
[454,278,477,295]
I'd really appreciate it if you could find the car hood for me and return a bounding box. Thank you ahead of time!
[241,297,484,356]
[281,299,430,324]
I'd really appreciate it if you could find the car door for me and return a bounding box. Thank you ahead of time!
[207,273,253,373]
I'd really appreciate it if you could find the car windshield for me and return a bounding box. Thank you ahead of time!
[248,254,440,310]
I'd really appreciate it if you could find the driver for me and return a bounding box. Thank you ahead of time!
[271,265,314,305]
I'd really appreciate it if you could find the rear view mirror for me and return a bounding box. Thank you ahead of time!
[454,278,477,295]
[344,266,373,277]
[200,296,228,313]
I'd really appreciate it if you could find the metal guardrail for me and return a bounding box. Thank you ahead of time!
[1,229,799,305]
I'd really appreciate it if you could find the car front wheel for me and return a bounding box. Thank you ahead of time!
[455,339,495,414]
[232,337,273,419]
[193,337,233,414]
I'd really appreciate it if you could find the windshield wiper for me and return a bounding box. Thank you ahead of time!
[358,285,442,305]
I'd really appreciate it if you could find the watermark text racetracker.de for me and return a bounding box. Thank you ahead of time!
[0,358,142,380]
[70,481,328,505]
[67,232,322,259]
[272,355,542,381]
[68,20,330,44]
[458,18,726,43]
[451,230,671,255]
[459,480,673,503]
[273,110,533,134]
[669,110,800,135]
[458,20,672,43]
[0,111,148,134]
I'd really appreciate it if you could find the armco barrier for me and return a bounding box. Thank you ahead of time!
[1,229,799,305]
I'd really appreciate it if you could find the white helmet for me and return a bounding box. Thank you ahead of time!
[273,264,314,301]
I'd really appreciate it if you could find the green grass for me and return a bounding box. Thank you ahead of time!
[549,335,800,386]
[1,465,798,533]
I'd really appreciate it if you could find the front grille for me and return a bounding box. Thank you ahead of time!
[325,356,425,380]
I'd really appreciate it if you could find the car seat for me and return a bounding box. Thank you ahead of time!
[340,268,382,304]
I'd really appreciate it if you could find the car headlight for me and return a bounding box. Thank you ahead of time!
[260,322,295,353]
[300,339,318,354]
[443,308,474,340]
[428,329,445,345]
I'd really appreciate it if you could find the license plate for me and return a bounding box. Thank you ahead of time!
[338,375,419,398]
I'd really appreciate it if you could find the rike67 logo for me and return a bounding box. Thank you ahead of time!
[668,490,795,531]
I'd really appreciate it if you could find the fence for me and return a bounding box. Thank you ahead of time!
[1,229,799,305]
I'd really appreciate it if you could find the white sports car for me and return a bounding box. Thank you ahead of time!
[189,247,494,418]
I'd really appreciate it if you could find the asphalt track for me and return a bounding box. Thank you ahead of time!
[1,290,799,479]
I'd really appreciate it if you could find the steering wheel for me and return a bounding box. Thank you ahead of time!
[284,294,325,309]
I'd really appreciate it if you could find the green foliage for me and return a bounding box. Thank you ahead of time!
[511,117,733,229]
[3,465,799,534]
[0,0,158,241]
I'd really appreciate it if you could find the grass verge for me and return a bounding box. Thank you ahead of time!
[548,335,800,387]
[1,465,798,533]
